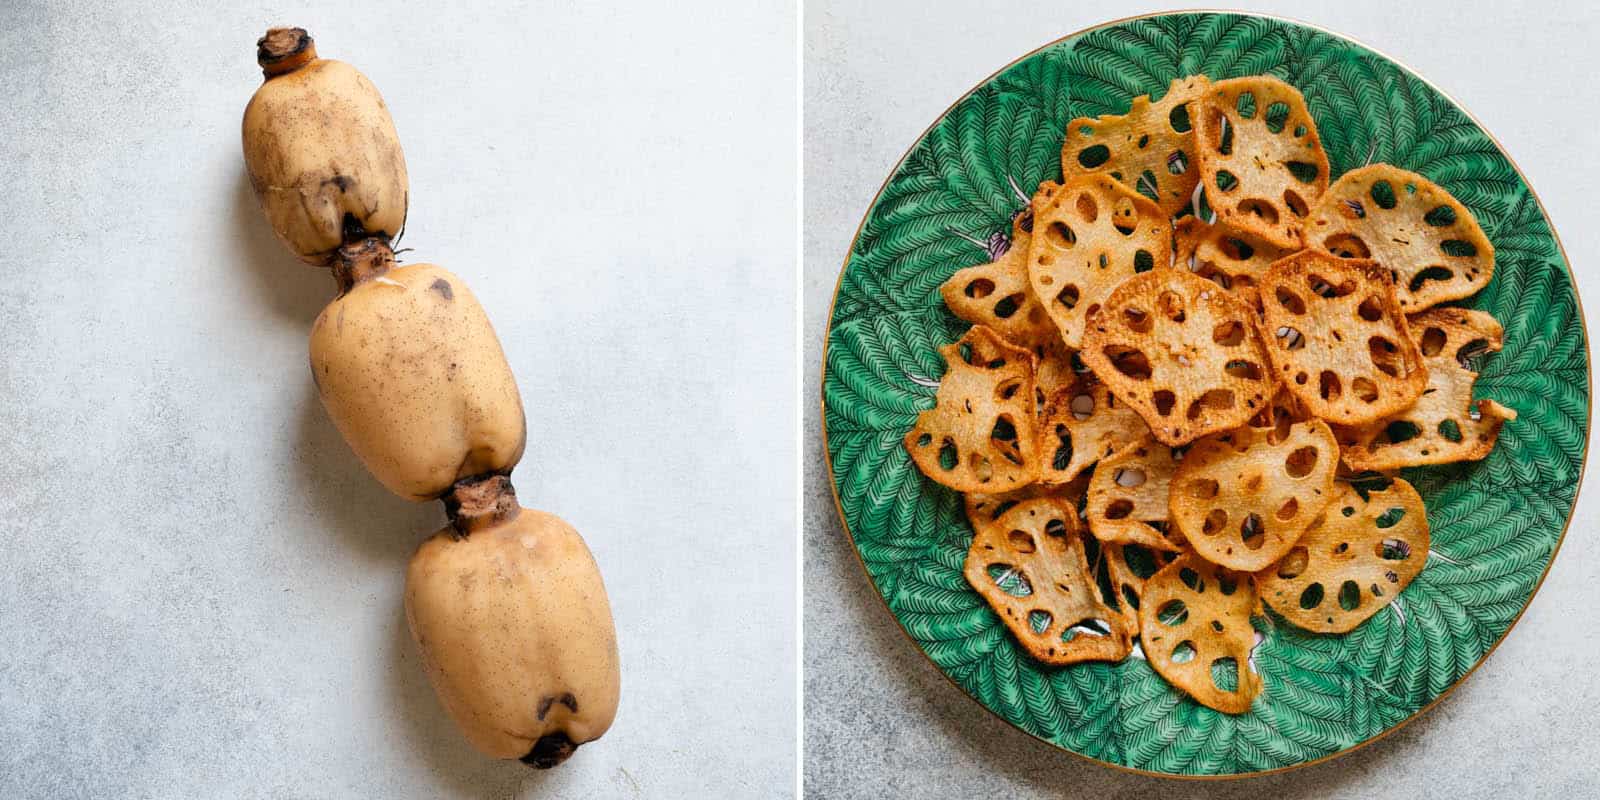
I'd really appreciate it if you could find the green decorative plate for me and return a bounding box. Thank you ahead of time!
[821,11,1589,777]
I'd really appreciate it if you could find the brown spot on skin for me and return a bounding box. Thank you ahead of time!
[536,692,580,721]
[430,278,454,301]
[324,174,352,192]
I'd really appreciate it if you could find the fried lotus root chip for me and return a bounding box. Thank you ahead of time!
[1037,381,1150,485]
[905,326,1039,491]
[1306,164,1494,312]
[1081,269,1274,445]
[1099,542,1179,633]
[1259,479,1429,633]
[1194,76,1328,249]
[1175,216,1287,312]
[1338,308,1516,470]
[1171,420,1340,572]
[940,217,1059,349]
[1259,251,1428,425]
[1087,436,1182,551]
[1140,554,1262,713]
[963,497,1133,665]
[1060,75,1211,217]
[1027,175,1172,349]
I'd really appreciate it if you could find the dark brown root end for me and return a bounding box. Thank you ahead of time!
[331,237,395,293]
[520,733,576,769]
[257,28,316,76]
[442,474,519,537]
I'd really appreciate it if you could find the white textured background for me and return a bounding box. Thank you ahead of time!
[805,2,1598,797]
[0,1,796,797]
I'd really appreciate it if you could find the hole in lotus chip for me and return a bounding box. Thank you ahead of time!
[1046,221,1077,249]
[1213,320,1246,346]
[1237,198,1279,224]
[988,564,1032,597]
[1106,346,1152,380]
[1352,377,1378,403]
[1153,390,1176,416]
[1157,600,1189,626]
[1105,499,1134,520]
[1172,640,1197,663]
[1278,547,1309,579]
[1188,478,1220,499]
[1276,497,1299,521]
[1186,389,1235,421]
[1075,192,1098,222]
[1157,291,1186,322]
[1124,306,1153,333]
[965,278,996,298]
[1370,180,1397,209]
[1224,360,1262,380]
[1275,287,1307,314]
[1283,188,1308,217]
[1356,294,1385,322]
[1240,514,1264,549]
[1028,610,1052,633]
[1007,530,1037,553]
[1078,144,1111,169]
[1408,266,1454,293]
[1179,567,1204,592]
[1298,582,1323,609]
[1056,284,1081,310]
[1318,371,1342,402]
[1338,580,1361,611]
[1114,468,1146,488]
[1202,508,1227,535]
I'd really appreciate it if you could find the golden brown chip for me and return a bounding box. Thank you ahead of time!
[1258,251,1428,425]
[939,216,1060,349]
[1086,435,1183,551]
[1337,308,1516,470]
[1081,269,1275,445]
[1038,381,1151,485]
[1305,164,1494,312]
[1139,554,1262,713]
[904,326,1039,491]
[1027,175,1172,349]
[1060,76,1211,217]
[965,480,1086,529]
[1193,76,1328,249]
[963,496,1133,665]
[1032,338,1079,400]
[1170,420,1340,572]
[1174,216,1287,312]
[1258,479,1429,633]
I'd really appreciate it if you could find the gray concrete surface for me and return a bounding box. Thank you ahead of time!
[0,2,796,797]
[804,2,1600,797]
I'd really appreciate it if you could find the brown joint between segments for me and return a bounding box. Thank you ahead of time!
[442,474,519,537]
[257,27,316,76]
[331,237,395,293]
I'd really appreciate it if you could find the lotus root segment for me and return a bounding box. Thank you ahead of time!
[1171,420,1339,572]
[939,216,1058,350]
[1027,175,1172,349]
[1037,381,1150,485]
[309,264,526,501]
[1259,479,1429,633]
[965,481,1087,532]
[1081,269,1274,445]
[1194,76,1328,249]
[904,326,1039,491]
[1100,542,1178,634]
[962,497,1133,665]
[1306,165,1494,311]
[1338,308,1516,470]
[1086,435,1182,551]
[406,506,620,764]
[1175,216,1288,312]
[242,29,409,266]
[1259,251,1428,425]
[1139,554,1262,714]
[1060,75,1211,217]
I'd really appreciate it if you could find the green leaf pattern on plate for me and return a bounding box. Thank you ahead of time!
[823,13,1587,776]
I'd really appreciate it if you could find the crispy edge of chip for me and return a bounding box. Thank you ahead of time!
[1038,380,1150,486]
[1027,174,1173,350]
[1305,163,1495,312]
[1258,250,1429,425]
[1193,75,1328,250]
[904,325,1039,492]
[1086,434,1184,551]
[1139,553,1263,714]
[962,496,1132,665]
[1060,75,1211,217]
[939,216,1060,349]
[1337,307,1517,470]
[1081,268,1275,445]
[1258,479,1429,633]
[1169,419,1340,573]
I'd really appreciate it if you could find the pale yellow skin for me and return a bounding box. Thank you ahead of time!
[308,264,525,501]
[405,508,621,760]
[242,58,409,265]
